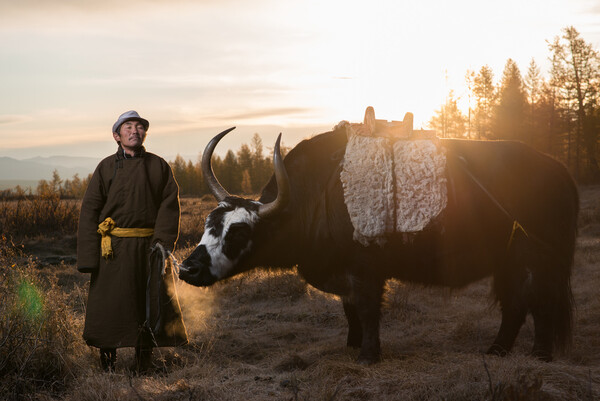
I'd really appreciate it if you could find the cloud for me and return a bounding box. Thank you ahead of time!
[215,107,315,121]
[0,115,30,125]
[0,0,250,18]
[147,107,321,139]
[584,0,600,14]
[1,0,190,12]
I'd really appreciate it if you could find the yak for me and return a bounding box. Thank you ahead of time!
[179,125,578,364]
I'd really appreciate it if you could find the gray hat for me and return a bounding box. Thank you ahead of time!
[112,110,149,134]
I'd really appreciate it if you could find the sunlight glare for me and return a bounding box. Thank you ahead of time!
[263,0,574,128]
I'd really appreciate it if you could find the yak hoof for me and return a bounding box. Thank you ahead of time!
[531,348,553,362]
[486,344,509,357]
[357,352,381,365]
[357,356,379,365]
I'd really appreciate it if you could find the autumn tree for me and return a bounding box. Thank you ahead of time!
[186,159,203,196]
[62,173,87,198]
[170,155,190,194]
[36,179,51,196]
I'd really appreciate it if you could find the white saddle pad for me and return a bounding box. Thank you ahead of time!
[340,124,447,246]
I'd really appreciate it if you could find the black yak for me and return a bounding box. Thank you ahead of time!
[180,126,578,364]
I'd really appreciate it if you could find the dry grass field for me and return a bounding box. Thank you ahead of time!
[2,188,600,400]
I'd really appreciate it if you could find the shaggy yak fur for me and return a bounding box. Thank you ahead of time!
[181,126,579,364]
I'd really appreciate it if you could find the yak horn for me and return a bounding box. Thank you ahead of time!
[258,133,290,219]
[202,126,236,202]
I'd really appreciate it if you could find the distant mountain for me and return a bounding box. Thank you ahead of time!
[0,155,100,183]
[0,154,201,190]
[24,155,101,171]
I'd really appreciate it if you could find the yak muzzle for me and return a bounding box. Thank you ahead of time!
[178,245,218,287]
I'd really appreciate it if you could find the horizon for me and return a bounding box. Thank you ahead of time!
[1,0,599,159]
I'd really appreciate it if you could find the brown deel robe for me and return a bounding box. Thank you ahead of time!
[77,148,188,348]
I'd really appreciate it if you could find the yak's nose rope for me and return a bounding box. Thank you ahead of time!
[168,251,183,276]
[150,242,184,276]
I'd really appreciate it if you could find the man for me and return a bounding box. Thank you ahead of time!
[77,110,187,373]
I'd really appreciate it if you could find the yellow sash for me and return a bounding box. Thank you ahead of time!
[97,217,154,258]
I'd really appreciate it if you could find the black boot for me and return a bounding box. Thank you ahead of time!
[134,346,153,374]
[100,348,116,372]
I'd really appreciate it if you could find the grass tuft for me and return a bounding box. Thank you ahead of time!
[0,235,86,400]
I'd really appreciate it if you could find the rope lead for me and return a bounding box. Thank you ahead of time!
[507,220,528,251]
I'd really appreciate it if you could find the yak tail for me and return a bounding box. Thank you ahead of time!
[543,180,578,353]
[550,223,577,354]
[553,176,578,353]
[551,258,574,353]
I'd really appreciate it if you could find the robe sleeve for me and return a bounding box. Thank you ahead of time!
[151,161,180,251]
[76,166,106,273]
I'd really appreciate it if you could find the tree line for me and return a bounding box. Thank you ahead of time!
[428,26,600,182]
[170,132,282,196]
[0,171,92,200]
[0,133,281,200]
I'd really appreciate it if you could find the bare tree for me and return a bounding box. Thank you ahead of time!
[429,90,467,138]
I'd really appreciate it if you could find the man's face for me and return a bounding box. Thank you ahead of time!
[113,120,147,151]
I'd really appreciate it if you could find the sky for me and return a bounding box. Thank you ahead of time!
[1,0,599,161]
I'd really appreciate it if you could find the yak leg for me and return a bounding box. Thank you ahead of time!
[350,277,384,365]
[487,300,528,356]
[342,299,362,348]
[487,257,529,357]
[528,254,573,362]
[491,241,571,362]
[530,303,554,361]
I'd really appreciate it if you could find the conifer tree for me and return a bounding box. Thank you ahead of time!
[465,70,475,139]
[237,144,253,181]
[218,150,242,194]
[524,58,544,146]
[536,81,566,157]
[50,170,63,196]
[549,26,600,180]
[493,59,528,142]
[250,133,272,192]
[428,90,467,138]
[473,65,496,139]
[186,160,203,196]
[241,170,252,194]
[170,155,189,194]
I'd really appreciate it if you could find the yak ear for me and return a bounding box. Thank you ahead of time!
[258,133,290,218]
[202,127,236,201]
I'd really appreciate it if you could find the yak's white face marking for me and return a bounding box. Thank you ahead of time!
[199,200,261,279]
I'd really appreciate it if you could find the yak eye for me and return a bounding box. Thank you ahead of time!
[222,223,252,260]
